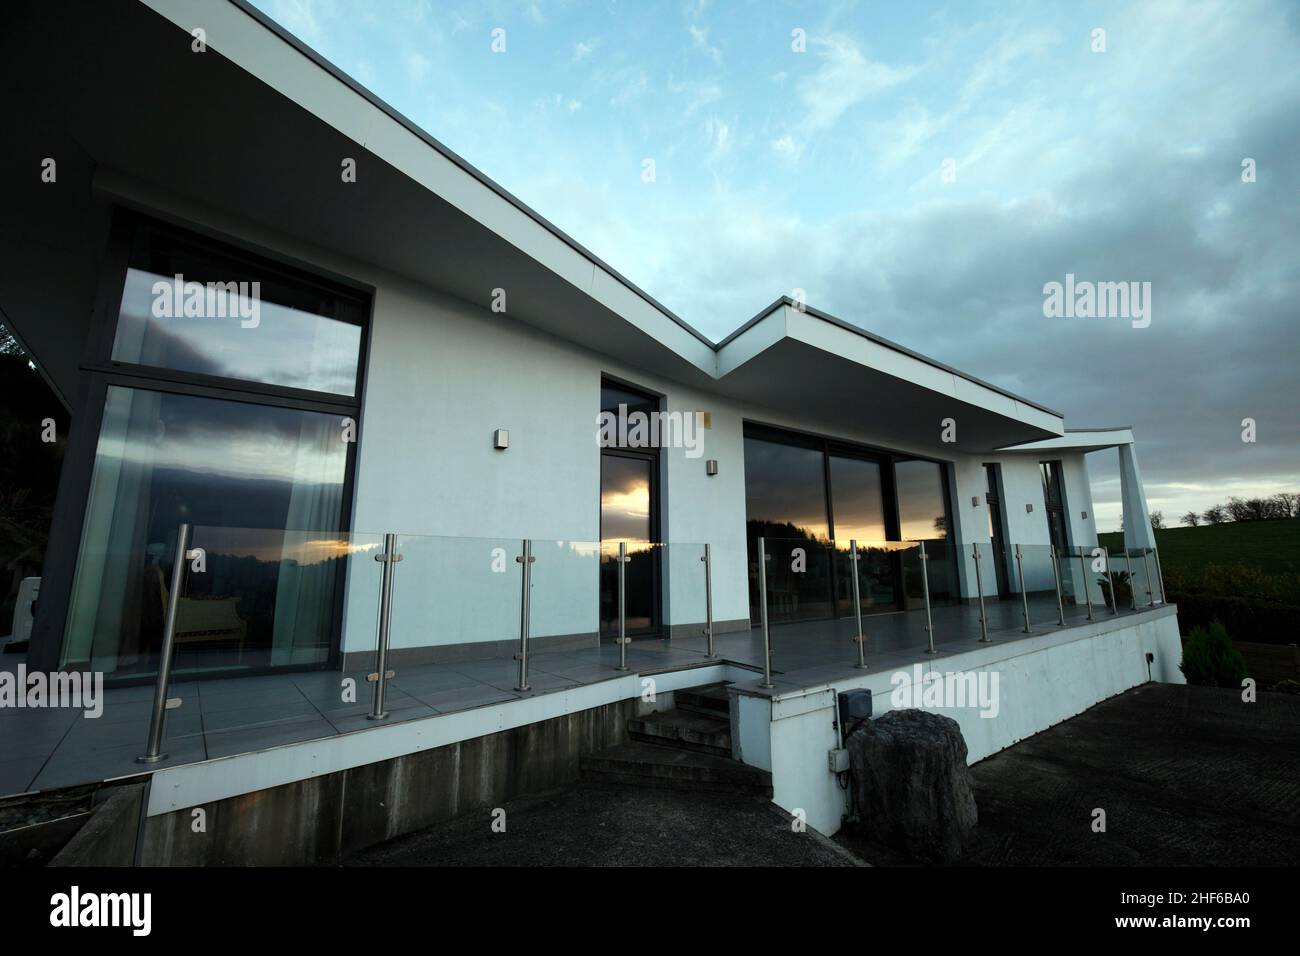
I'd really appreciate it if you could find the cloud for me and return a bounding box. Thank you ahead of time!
[404,50,430,82]
[792,34,915,136]
[610,72,649,106]
[687,23,721,63]
[703,115,732,165]
[770,135,802,164]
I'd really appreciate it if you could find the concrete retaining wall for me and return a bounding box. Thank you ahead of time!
[138,698,635,865]
[48,784,144,867]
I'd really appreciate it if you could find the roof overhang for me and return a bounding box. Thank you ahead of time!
[997,427,1134,454]
[716,302,1064,449]
[1,0,1071,451]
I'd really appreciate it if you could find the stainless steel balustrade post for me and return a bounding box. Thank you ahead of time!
[850,540,867,667]
[758,537,774,688]
[616,541,630,671]
[1141,548,1156,607]
[1101,547,1118,614]
[515,539,534,691]
[1049,545,1066,626]
[368,532,401,720]
[1124,549,1137,610]
[919,541,936,654]
[701,543,716,659]
[1077,547,1094,620]
[138,523,191,764]
[972,543,989,644]
[1016,544,1032,634]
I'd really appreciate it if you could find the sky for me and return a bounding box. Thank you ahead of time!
[249,0,1300,532]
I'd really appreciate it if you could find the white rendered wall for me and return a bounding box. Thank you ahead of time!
[346,292,1114,651]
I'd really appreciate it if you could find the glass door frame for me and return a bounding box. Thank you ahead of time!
[598,376,664,640]
[982,462,1013,599]
[29,207,373,682]
[1039,459,1071,550]
[826,443,904,615]
[598,445,663,639]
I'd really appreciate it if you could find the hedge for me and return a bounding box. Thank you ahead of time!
[1167,590,1299,645]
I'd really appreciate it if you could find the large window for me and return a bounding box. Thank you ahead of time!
[744,433,833,623]
[742,425,954,624]
[894,457,955,604]
[111,229,363,396]
[56,214,367,679]
[63,389,351,674]
[828,454,894,614]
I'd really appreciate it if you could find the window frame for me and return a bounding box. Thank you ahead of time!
[30,207,374,681]
[1039,459,1071,550]
[598,377,663,637]
[92,212,370,408]
[741,420,955,622]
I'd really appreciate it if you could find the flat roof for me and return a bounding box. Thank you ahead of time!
[218,0,1063,422]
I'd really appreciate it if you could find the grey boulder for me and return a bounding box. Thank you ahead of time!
[846,708,978,862]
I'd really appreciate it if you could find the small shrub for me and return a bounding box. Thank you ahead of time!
[1180,620,1249,688]
[1101,570,1134,608]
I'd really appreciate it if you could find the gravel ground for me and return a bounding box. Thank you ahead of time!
[342,785,864,867]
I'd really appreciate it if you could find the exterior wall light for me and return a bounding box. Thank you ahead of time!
[1025,503,1034,513]
[971,496,980,507]
[706,459,718,476]
[1081,510,1088,519]
[493,429,509,450]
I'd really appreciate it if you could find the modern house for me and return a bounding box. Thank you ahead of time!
[1,0,1181,862]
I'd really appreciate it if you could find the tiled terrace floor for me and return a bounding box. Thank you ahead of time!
[0,595,1163,797]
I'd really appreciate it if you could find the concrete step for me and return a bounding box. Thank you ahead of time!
[580,741,773,797]
[627,709,731,757]
[674,682,731,718]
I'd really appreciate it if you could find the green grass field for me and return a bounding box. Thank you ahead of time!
[1099,519,1300,578]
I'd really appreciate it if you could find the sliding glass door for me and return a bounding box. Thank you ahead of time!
[743,433,833,624]
[743,426,954,625]
[828,453,896,615]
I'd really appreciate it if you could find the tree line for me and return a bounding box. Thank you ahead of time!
[1173,493,1300,528]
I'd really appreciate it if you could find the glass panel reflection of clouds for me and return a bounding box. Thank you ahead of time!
[112,267,362,396]
[599,456,651,545]
[599,455,655,632]
[63,386,350,676]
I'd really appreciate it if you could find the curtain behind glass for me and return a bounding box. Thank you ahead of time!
[272,414,346,665]
[64,387,162,672]
[64,387,349,677]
